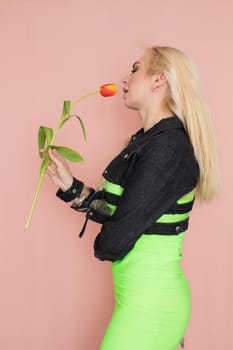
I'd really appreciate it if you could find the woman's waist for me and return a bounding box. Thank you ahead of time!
[116,232,186,261]
[112,233,186,275]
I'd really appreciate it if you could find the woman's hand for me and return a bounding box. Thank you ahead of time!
[40,148,73,192]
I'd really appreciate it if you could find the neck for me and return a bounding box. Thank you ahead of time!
[138,105,173,132]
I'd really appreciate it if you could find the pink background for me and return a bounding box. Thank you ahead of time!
[0,0,232,349]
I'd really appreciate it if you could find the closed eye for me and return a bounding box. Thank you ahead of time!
[131,61,140,73]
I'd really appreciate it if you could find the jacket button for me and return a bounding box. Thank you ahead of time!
[89,211,93,216]
[175,225,180,232]
[123,153,128,159]
[72,188,77,194]
[104,170,108,174]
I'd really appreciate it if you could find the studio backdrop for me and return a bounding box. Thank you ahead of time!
[0,0,232,349]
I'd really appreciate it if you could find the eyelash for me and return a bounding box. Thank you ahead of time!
[131,68,137,73]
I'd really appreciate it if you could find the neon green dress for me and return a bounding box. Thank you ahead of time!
[98,182,194,350]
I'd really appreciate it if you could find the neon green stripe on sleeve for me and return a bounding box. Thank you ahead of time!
[104,181,124,196]
[106,203,117,214]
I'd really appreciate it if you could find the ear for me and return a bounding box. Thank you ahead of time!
[151,72,167,90]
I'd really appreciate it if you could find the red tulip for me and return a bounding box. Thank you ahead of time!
[25,83,118,230]
[99,84,117,97]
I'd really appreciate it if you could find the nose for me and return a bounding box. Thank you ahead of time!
[121,75,128,85]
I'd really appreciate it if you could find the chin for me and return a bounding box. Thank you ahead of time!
[123,98,138,110]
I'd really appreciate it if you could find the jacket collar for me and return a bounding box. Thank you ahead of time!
[131,115,184,141]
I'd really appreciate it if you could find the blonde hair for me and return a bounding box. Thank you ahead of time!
[145,46,220,202]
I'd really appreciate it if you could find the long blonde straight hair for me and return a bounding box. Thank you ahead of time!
[145,46,220,202]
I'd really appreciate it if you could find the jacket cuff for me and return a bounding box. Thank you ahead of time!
[56,177,84,202]
[70,187,96,212]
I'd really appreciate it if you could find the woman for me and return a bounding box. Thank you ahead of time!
[43,46,220,349]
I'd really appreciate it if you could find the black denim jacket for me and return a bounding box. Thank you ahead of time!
[56,116,199,262]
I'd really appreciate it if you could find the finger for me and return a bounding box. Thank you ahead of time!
[45,169,52,176]
[48,159,56,168]
[50,148,66,161]
[39,148,46,155]
[45,168,53,176]
[46,168,57,177]
[48,148,63,164]
[39,150,45,157]
[47,164,57,174]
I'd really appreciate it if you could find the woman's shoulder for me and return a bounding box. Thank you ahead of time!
[146,125,195,160]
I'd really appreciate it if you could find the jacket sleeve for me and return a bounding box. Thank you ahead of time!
[93,142,191,261]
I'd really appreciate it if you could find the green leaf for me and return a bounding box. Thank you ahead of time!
[70,115,87,141]
[38,126,53,157]
[40,153,50,174]
[58,114,87,141]
[74,115,87,141]
[61,100,71,120]
[43,126,53,145]
[38,126,46,158]
[50,145,84,162]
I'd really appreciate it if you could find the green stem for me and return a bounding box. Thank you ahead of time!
[24,168,46,229]
[70,90,99,109]
[24,89,99,230]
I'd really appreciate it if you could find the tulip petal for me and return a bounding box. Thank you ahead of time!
[99,84,117,97]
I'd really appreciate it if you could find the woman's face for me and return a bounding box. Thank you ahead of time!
[122,55,152,110]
